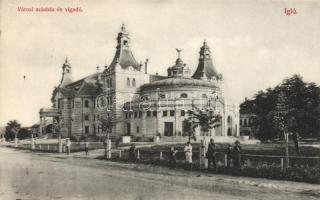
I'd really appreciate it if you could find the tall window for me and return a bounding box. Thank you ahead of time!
[110,78,113,87]
[84,114,89,121]
[170,110,175,116]
[85,126,89,134]
[84,100,89,108]
[136,126,140,133]
[132,78,136,87]
[147,111,151,117]
[127,78,130,86]
[163,111,168,117]
[153,111,157,117]
[181,110,185,116]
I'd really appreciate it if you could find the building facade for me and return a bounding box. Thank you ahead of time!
[40,25,239,139]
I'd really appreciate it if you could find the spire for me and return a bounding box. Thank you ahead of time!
[192,40,222,81]
[106,24,141,72]
[60,57,73,87]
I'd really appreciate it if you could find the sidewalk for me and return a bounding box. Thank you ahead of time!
[45,148,320,195]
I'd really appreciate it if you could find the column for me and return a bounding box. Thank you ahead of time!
[39,117,43,136]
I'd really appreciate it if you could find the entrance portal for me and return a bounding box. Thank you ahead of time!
[164,122,173,136]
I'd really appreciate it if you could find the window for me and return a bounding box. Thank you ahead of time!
[110,78,113,87]
[159,93,166,99]
[202,94,207,98]
[123,40,128,45]
[132,78,136,87]
[153,111,157,117]
[136,126,140,133]
[180,93,188,98]
[58,99,61,109]
[84,115,89,121]
[181,110,185,116]
[170,110,175,116]
[84,100,89,108]
[127,78,130,86]
[129,112,132,118]
[107,79,110,88]
[147,111,151,117]
[138,111,142,118]
[134,112,138,118]
[163,111,168,117]
[85,126,89,134]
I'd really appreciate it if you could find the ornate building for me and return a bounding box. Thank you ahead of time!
[40,25,239,139]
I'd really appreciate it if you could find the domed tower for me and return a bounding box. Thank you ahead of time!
[192,40,222,81]
[60,57,73,87]
[167,49,189,77]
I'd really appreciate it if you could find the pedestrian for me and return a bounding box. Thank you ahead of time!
[233,140,241,170]
[169,146,178,169]
[206,139,217,172]
[226,144,233,171]
[66,138,71,155]
[184,142,193,170]
[84,139,89,156]
[129,144,137,162]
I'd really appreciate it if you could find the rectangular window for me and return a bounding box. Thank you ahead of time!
[138,111,142,118]
[85,126,89,134]
[163,111,168,117]
[136,126,140,133]
[147,111,151,117]
[129,112,132,118]
[153,111,157,117]
[170,110,175,116]
[181,110,185,116]
[84,100,89,108]
[134,112,137,118]
[84,114,89,121]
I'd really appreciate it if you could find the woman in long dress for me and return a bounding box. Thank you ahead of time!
[184,142,192,170]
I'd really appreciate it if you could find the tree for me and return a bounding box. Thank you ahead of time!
[17,128,31,140]
[187,107,221,137]
[4,120,21,141]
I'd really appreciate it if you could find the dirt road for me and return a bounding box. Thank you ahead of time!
[0,147,319,200]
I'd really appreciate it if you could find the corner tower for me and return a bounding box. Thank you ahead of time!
[108,24,141,71]
[192,40,222,81]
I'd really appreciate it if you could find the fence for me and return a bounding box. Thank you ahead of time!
[110,149,320,169]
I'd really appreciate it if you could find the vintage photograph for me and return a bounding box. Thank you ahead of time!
[0,0,319,199]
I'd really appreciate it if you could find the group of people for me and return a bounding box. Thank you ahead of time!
[169,139,242,171]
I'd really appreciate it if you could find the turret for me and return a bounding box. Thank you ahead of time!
[60,57,73,87]
[192,40,222,81]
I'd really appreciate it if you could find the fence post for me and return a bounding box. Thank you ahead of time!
[47,145,50,151]
[281,157,284,170]
[39,144,42,150]
[160,151,163,161]
[224,154,228,167]
[119,150,122,158]
[137,149,140,160]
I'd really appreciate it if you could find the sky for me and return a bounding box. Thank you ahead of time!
[0,0,319,127]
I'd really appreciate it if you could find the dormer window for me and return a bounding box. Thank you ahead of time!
[180,93,188,98]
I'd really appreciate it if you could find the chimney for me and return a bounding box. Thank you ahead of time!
[145,58,149,74]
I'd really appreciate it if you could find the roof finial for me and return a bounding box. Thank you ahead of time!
[121,23,126,32]
[96,65,100,72]
[203,39,207,45]
[175,48,183,58]
[65,57,69,63]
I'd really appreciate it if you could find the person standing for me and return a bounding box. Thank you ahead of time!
[233,140,241,170]
[206,139,217,172]
[184,142,193,170]
[84,139,89,156]
[226,144,233,171]
[129,144,137,162]
[169,146,178,169]
[66,138,71,155]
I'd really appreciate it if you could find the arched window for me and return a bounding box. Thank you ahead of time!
[180,93,188,98]
[132,78,136,87]
[127,78,130,86]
